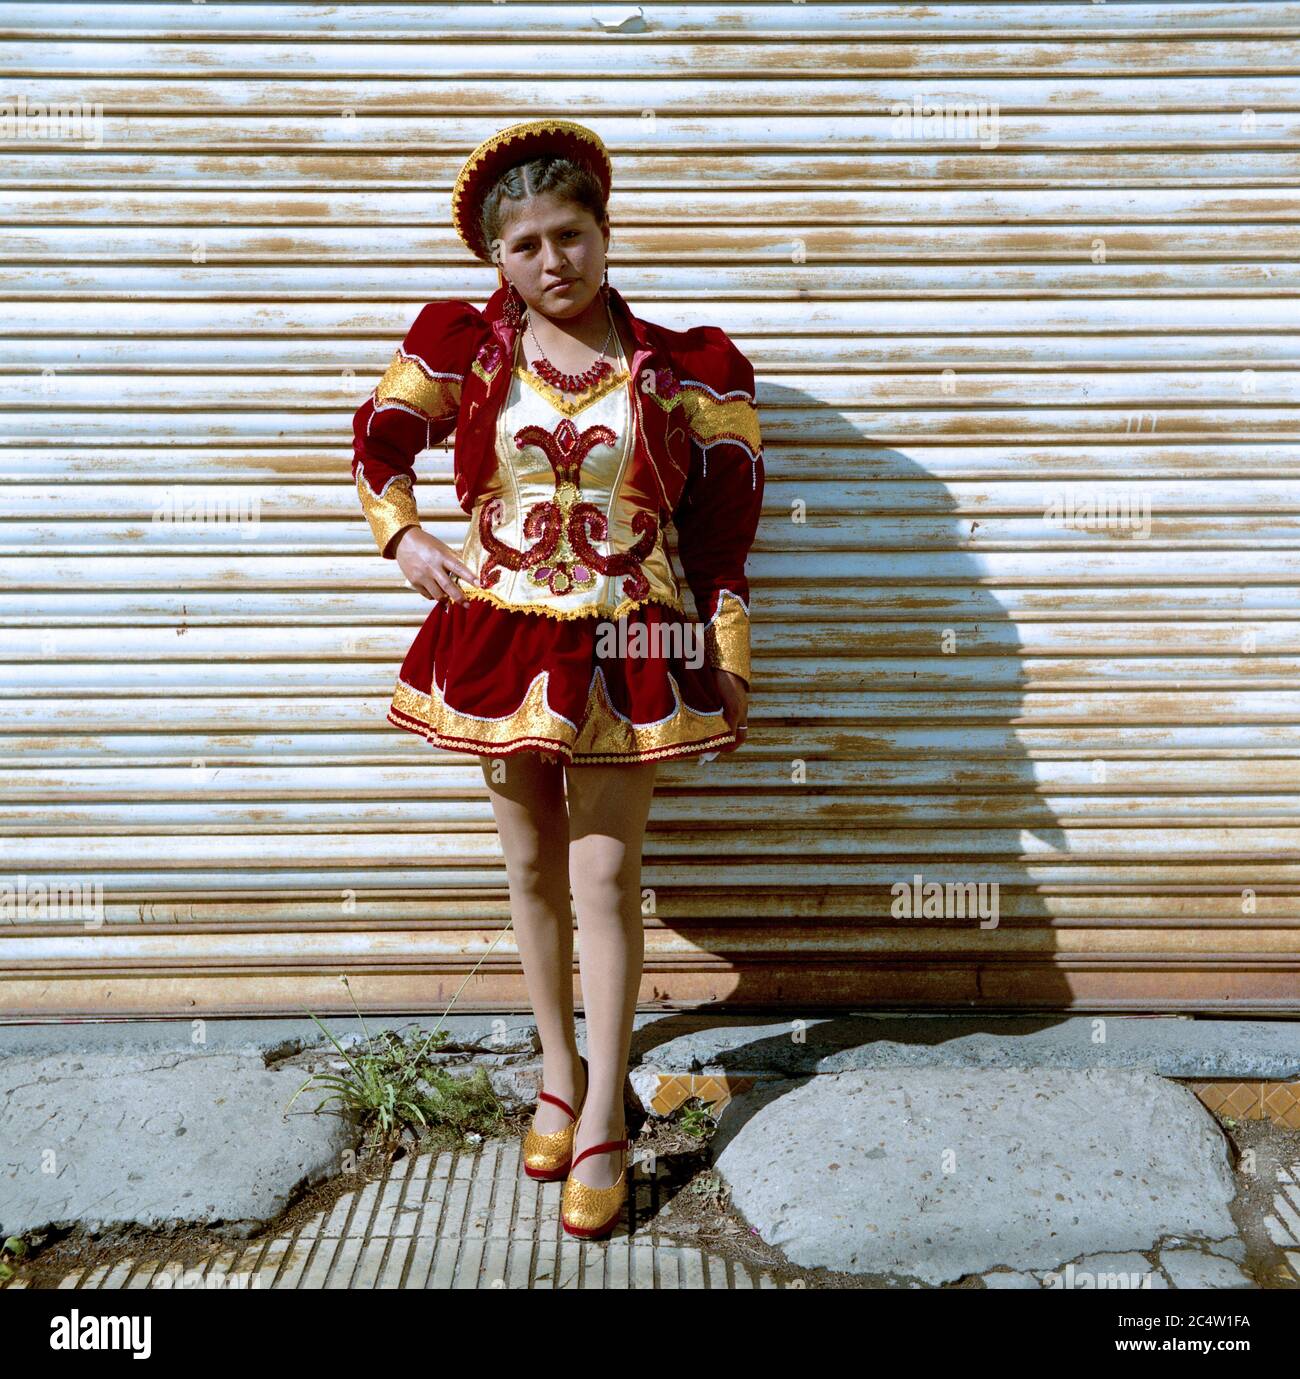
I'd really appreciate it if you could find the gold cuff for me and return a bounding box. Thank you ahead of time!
[704,590,751,686]
[356,470,420,558]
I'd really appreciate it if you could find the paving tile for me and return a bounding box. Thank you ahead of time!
[30,1137,783,1289]
[1188,1079,1300,1128]
[124,1261,163,1289]
[1263,1161,1300,1264]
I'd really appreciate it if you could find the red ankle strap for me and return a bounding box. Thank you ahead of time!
[570,1137,627,1171]
[537,1090,576,1121]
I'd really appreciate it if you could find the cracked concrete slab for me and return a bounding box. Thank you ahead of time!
[636,1015,1300,1079]
[1159,1248,1256,1289]
[1036,1252,1170,1288]
[5,1014,1300,1079]
[980,1269,1042,1288]
[0,1052,356,1240]
[710,1067,1243,1285]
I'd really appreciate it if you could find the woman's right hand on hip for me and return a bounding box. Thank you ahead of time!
[394,527,476,603]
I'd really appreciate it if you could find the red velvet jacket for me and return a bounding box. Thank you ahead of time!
[351,283,764,686]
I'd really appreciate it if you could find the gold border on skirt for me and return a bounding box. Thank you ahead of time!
[388,665,737,764]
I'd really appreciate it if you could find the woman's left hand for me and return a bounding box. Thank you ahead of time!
[714,669,749,752]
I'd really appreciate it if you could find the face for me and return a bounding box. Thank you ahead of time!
[491,191,609,318]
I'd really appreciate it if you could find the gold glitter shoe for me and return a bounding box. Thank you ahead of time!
[560,1110,628,1240]
[523,1054,588,1182]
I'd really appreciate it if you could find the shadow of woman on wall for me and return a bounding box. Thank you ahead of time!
[646,363,1076,1022]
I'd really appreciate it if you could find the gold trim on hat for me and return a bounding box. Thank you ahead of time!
[451,118,613,262]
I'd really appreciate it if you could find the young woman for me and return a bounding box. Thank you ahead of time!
[350,119,764,1238]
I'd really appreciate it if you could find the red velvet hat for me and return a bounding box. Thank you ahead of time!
[451,119,613,272]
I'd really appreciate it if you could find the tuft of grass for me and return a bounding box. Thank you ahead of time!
[0,1235,28,1283]
[285,945,516,1156]
[685,1170,730,1212]
[677,1097,720,1140]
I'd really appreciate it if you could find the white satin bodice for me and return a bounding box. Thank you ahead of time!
[459,326,682,619]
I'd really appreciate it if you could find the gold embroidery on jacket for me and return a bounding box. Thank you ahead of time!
[376,349,463,422]
[675,384,762,462]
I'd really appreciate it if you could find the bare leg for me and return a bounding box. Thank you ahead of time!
[479,753,586,1133]
[565,760,658,1187]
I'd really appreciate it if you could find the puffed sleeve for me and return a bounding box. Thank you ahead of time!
[351,299,486,558]
[669,331,765,689]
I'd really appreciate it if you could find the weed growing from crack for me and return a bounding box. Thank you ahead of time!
[0,1235,27,1283]
[678,1097,721,1140]
[285,974,506,1155]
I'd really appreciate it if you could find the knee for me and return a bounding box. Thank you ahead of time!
[505,847,565,898]
[570,858,639,914]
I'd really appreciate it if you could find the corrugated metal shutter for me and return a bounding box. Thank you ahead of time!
[4,3,1299,1017]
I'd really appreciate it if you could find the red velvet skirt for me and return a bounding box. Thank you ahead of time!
[387,591,739,766]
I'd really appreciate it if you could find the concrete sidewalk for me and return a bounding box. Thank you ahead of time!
[3,1014,1299,1288]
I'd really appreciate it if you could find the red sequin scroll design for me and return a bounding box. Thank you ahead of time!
[477,415,657,599]
[566,506,657,600]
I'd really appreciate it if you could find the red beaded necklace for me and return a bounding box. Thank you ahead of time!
[525,306,616,393]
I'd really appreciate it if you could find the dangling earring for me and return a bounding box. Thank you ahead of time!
[600,260,610,302]
[502,278,525,328]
